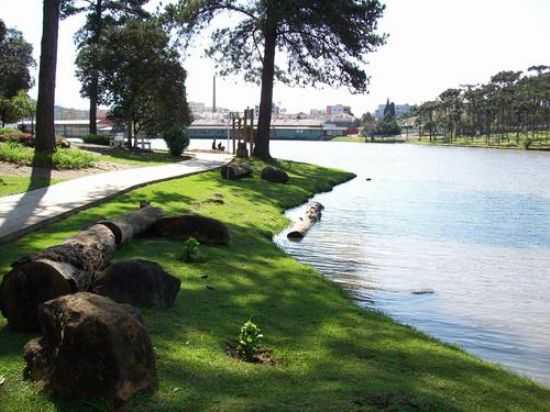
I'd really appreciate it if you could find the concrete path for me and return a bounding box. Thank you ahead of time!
[0,152,232,243]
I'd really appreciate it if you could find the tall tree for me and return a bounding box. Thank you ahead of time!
[72,0,150,135]
[35,0,62,161]
[0,24,35,101]
[96,20,192,147]
[169,0,386,159]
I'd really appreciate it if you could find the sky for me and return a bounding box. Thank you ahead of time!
[1,0,550,116]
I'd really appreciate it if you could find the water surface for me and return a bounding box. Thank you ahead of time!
[266,141,550,386]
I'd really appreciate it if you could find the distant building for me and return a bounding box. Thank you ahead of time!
[189,102,207,113]
[326,104,352,116]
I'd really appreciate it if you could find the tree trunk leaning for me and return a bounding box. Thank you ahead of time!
[98,205,164,246]
[0,224,117,331]
[287,202,324,240]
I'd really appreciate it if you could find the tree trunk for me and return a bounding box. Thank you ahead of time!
[253,26,277,160]
[287,202,324,240]
[35,0,59,160]
[88,0,103,135]
[89,77,98,135]
[0,224,117,331]
[98,205,164,246]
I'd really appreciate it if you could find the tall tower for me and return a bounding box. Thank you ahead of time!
[212,75,217,113]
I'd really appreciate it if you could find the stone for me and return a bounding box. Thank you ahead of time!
[23,292,158,403]
[148,214,230,245]
[261,166,289,183]
[93,259,181,308]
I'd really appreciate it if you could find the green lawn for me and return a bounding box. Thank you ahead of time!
[0,176,58,197]
[82,146,185,166]
[415,131,550,150]
[331,135,366,143]
[0,160,549,411]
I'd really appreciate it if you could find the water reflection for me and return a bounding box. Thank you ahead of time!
[267,141,550,386]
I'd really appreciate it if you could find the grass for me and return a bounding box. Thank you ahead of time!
[1,160,549,411]
[0,176,59,197]
[0,143,96,169]
[415,131,550,150]
[81,146,185,166]
[331,135,366,143]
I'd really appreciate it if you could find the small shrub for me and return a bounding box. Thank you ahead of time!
[0,142,95,169]
[237,320,263,362]
[181,237,200,262]
[0,128,33,146]
[162,127,189,157]
[521,137,533,150]
[83,134,111,146]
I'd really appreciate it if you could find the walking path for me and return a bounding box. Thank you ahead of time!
[0,152,232,243]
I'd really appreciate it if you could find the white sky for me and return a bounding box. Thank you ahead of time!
[1,0,550,116]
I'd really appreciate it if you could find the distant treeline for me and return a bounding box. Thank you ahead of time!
[415,66,550,146]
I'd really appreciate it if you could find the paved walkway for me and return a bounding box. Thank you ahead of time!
[0,152,232,242]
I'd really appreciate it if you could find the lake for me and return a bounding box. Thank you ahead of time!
[184,139,550,385]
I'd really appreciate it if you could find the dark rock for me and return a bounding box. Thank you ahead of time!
[148,214,230,245]
[220,163,252,180]
[261,166,289,183]
[93,260,181,308]
[23,292,157,403]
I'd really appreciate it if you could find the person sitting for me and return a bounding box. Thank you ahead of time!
[217,142,224,151]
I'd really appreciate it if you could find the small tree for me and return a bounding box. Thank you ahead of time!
[169,0,386,159]
[96,20,192,147]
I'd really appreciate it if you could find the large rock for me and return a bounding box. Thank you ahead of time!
[93,259,181,308]
[148,214,230,245]
[23,293,157,403]
[261,166,289,183]
[220,163,252,180]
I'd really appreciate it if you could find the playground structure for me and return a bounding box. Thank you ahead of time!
[230,108,256,158]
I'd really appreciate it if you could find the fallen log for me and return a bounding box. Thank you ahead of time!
[147,214,230,245]
[0,224,117,331]
[220,162,252,180]
[97,205,164,246]
[287,202,324,240]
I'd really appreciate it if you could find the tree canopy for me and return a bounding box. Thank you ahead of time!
[94,20,192,146]
[168,0,386,158]
[72,0,150,134]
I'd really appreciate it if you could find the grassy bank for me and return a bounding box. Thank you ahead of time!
[1,160,549,411]
[414,132,550,150]
[0,176,58,197]
[331,135,366,143]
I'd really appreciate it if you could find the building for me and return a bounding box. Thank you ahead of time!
[20,119,113,138]
[326,104,352,116]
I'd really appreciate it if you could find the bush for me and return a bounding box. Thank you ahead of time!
[181,237,201,262]
[162,127,189,157]
[0,128,33,146]
[0,142,95,169]
[521,137,533,150]
[237,320,263,362]
[83,134,111,146]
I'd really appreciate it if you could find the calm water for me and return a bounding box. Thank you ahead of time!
[182,139,550,385]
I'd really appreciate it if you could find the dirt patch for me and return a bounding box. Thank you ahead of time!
[225,341,276,366]
[0,160,135,181]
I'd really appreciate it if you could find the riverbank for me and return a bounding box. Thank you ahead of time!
[413,135,550,151]
[1,160,549,411]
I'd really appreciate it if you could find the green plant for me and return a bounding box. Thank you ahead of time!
[181,237,200,262]
[162,127,189,157]
[83,134,111,146]
[237,320,263,361]
[0,142,95,169]
[521,137,533,150]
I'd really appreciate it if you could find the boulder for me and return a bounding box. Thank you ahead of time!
[148,214,230,245]
[220,163,252,180]
[261,166,289,183]
[23,292,157,403]
[93,260,181,308]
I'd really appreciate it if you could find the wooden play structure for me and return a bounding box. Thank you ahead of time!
[230,108,256,158]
